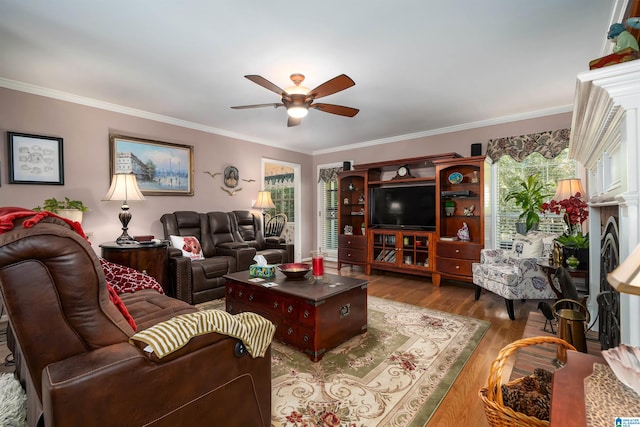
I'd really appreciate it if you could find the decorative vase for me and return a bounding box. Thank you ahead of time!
[471,170,479,184]
[445,206,455,216]
[566,255,580,270]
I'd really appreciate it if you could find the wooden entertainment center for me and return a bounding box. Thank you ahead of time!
[337,153,487,285]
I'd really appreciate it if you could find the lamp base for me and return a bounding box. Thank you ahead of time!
[116,205,136,244]
[116,233,137,245]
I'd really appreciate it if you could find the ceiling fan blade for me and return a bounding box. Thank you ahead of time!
[244,75,286,96]
[311,103,359,117]
[231,103,284,109]
[287,116,302,127]
[309,74,355,99]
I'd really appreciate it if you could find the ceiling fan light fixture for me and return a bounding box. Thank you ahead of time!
[287,106,308,118]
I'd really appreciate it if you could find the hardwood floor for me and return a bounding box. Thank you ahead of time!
[0,264,537,426]
[331,264,534,427]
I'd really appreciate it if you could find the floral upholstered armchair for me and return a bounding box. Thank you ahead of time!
[472,232,560,320]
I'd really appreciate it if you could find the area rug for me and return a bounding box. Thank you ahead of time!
[0,373,26,427]
[201,297,488,427]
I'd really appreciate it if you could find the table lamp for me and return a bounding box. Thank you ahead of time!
[252,191,275,228]
[553,178,586,201]
[103,173,145,244]
[608,243,640,296]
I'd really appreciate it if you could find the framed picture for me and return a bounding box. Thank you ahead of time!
[224,165,239,188]
[109,134,194,196]
[7,132,64,185]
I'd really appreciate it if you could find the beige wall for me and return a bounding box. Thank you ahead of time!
[0,86,572,257]
[0,87,313,254]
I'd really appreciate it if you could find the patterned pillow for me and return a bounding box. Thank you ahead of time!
[510,235,543,258]
[170,235,204,260]
[100,258,164,295]
[526,231,558,259]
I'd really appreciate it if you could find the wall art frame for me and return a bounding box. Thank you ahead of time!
[109,134,194,196]
[7,131,64,185]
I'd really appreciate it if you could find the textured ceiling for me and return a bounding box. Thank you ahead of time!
[0,1,622,154]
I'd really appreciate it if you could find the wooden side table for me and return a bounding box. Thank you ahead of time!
[537,260,589,297]
[550,351,606,426]
[99,241,169,295]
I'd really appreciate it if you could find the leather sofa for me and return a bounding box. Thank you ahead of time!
[160,210,293,304]
[0,211,272,427]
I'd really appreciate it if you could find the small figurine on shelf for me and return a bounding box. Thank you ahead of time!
[457,222,470,241]
[464,205,475,216]
[358,193,365,204]
[344,225,353,235]
[471,170,480,184]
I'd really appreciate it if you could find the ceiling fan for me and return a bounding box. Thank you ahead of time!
[231,73,359,127]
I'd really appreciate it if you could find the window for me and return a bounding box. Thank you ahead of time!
[496,149,578,248]
[264,173,294,221]
[320,179,339,255]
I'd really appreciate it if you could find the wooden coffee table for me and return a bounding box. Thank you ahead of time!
[224,271,368,361]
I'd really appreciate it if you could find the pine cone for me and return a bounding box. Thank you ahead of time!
[521,375,537,392]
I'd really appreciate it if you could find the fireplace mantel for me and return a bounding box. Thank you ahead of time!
[569,60,640,346]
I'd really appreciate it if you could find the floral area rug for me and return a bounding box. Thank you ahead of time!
[200,296,489,427]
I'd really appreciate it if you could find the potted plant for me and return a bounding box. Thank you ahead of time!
[504,174,551,234]
[541,193,589,267]
[33,197,89,224]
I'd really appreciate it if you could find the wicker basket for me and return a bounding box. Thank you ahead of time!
[479,336,577,427]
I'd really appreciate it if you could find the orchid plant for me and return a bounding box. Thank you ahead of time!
[540,193,589,248]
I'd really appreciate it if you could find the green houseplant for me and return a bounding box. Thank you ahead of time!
[504,174,551,234]
[34,197,88,224]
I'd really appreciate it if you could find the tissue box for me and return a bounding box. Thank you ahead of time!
[250,264,276,278]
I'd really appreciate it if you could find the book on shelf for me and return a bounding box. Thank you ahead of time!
[440,236,459,241]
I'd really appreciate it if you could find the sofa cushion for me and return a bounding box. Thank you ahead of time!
[170,235,205,260]
[120,289,197,331]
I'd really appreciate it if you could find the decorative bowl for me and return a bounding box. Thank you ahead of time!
[278,263,312,280]
[448,172,463,184]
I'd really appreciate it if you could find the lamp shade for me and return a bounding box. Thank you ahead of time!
[553,178,586,202]
[608,243,640,296]
[253,191,275,210]
[103,173,145,202]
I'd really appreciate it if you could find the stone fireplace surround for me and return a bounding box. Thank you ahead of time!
[570,60,640,347]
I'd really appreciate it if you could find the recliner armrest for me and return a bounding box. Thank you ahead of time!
[216,245,257,271]
[43,337,272,427]
[265,241,294,263]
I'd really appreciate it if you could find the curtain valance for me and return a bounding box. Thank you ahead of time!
[486,128,570,162]
[318,167,342,183]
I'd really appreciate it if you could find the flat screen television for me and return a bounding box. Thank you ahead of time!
[369,184,436,230]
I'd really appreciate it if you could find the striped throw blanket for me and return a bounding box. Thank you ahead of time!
[130,310,275,358]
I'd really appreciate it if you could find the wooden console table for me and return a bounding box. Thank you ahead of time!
[550,350,605,426]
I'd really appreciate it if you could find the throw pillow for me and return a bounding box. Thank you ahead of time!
[169,235,204,260]
[526,231,558,259]
[510,235,543,258]
[107,283,137,331]
[100,258,164,295]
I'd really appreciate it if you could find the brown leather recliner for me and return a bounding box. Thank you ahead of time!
[0,212,271,427]
[160,211,256,303]
[231,210,294,265]
[161,211,293,304]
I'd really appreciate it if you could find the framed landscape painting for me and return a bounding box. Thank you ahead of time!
[7,132,64,185]
[109,134,194,196]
